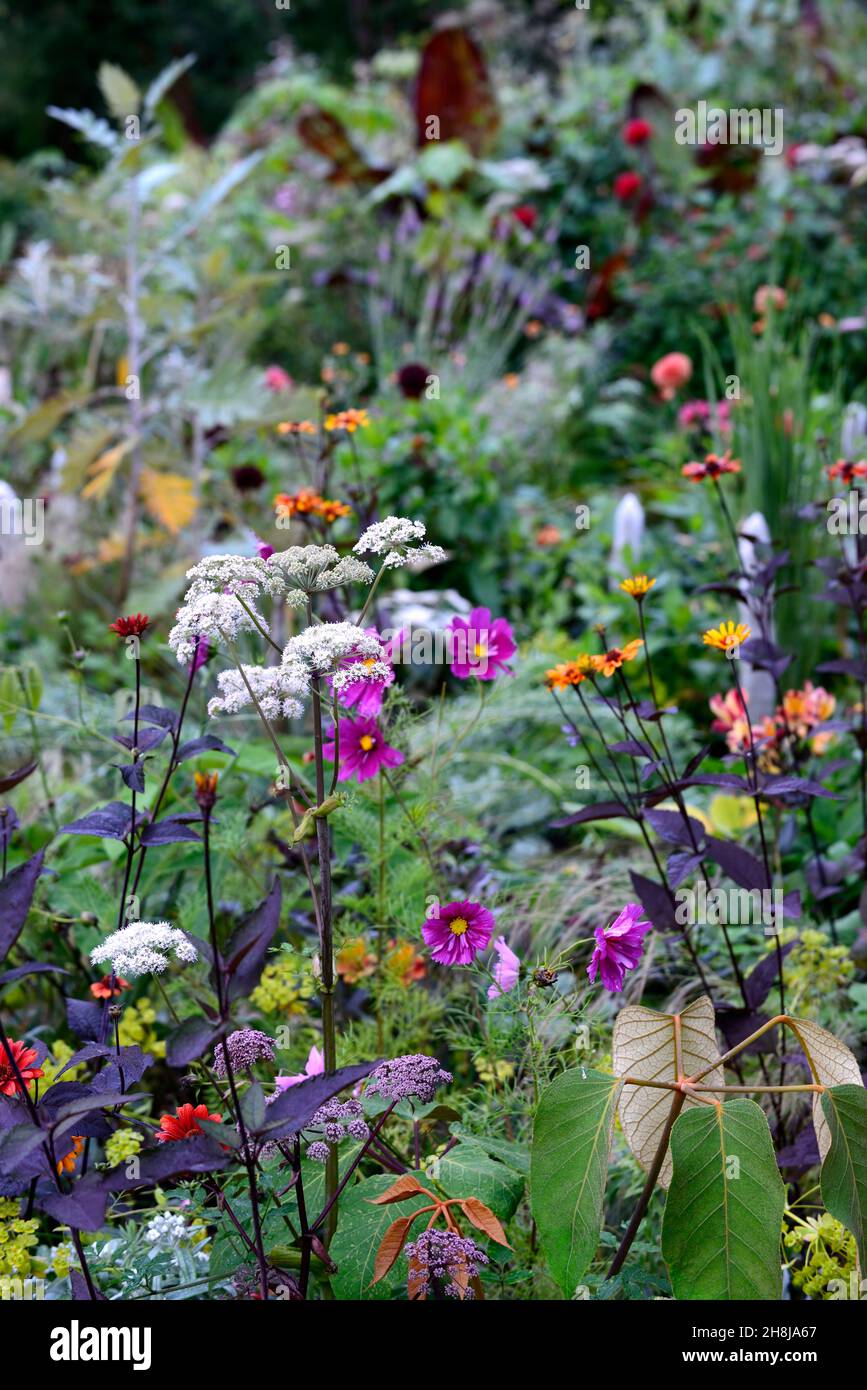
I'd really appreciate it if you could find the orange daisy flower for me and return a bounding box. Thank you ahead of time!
[590,638,644,677]
[619,574,656,599]
[318,498,353,522]
[90,974,131,999]
[324,408,370,433]
[276,420,317,436]
[702,621,751,652]
[545,661,589,690]
[682,450,741,483]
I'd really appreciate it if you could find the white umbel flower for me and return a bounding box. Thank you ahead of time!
[168,591,270,666]
[90,923,198,978]
[208,663,309,720]
[353,516,446,569]
[183,554,286,603]
[332,660,391,692]
[282,621,381,675]
[270,545,374,600]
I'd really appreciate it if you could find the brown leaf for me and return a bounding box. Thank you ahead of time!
[371,1215,415,1285]
[459,1197,512,1248]
[407,1250,427,1301]
[296,107,378,185]
[366,1173,426,1206]
[414,27,499,156]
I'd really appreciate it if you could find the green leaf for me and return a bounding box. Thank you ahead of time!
[144,54,196,118]
[329,1173,429,1300]
[449,1124,529,1175]
[820,1084,867,1268]
[662,1099,785,1300]
[530,1067,622,1295]
[435,1140,524,1221]
[97,63,141,120]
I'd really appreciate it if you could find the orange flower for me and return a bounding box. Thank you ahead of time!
[336,938,377,984]
[324,408,370,433]
[274,488,324,518]
[331,342,351,356]
[318,498,352,522]
[384,940,426,985]
[651,351,692,400]
[753,284,786,315]
[90,974,131,999]
[827,459,867,484]
[590,638,644,677]
[682,450,741,483]
[56,1135,84,1175]
[545,657,591,690]
[276,420,317,435]
[194,771,219,810]
[535,525,562,547]
[702,621,751,652]
[620,574,656,599]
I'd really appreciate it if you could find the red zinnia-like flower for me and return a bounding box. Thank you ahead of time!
[623,118,653,145]
[682,450,741,483]
[613,171,642,202]
[109,613,150,638]
[156,1102,223,1143]
[827,459,867,484]
[512,203,538,229]
[0,1038,44,1096]
[90,974,131,999]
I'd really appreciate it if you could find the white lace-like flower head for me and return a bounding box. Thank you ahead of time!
[353,516,446,570]
[282,621,382,676]
[168,591,270,666]
[331,660,392,692]
[270,545,374,599]
[208,663,309,720]
[90,922,199,978]
[183,554,287,603]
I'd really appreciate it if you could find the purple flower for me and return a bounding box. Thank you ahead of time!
[587,903,651,993]
[447,606,516,681]
[189,635,210,675]
[422,899,495,966]
[334,627,395,717]
[487,936,520,998]
[404,1230,488,1299]
[365,1054,452,1104]
[212,1029,276,1078]
[323,716,404,784]
[274,1044,324,1091]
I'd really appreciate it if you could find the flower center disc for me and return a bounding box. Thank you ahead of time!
[359,734,375,751]
[449,917,469,936]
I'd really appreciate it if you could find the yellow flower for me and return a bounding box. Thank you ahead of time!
[702,621,751,652]
[589,638,644,677]
[324,408,370,433]
[620,574,656,599]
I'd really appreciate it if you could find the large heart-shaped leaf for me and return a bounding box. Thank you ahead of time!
[786,1016,862,1159]
[613,995,723,1187]
[530,1067,622,1295]
[820,1085,867,1268]
[661,1099,785,1300]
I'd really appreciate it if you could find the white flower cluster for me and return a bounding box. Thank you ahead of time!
[332,660,391,692]
[353,516,446,570]
[183,554,286,601]
[144,1212,189,1249]
[90,922,199,978]
[168,590,270,667]
[208,663,309,720]
[282,621,381,676]
[271,546,374,603]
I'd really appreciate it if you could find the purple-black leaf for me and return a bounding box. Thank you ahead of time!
[0,961,68,988]
[103,1137,232,1190]
[166,1017,224,1069]
[123,704,178,731]
[112,727,168,753]
[0,850,45,959]
[704,837,767,891]
[260,1060,381,1140]
[59,802,140,840]
[628,871,677,933]
[744,940,797,1008]
[176,734,236,762]
[39,1174,109,1232]
[139,819,202,845]
[645,807,705,847]
[551,800,632,828]
[0,761,37,794]
[66,997,104,1041]
[224,878,282,1003]
[116,761,146,793]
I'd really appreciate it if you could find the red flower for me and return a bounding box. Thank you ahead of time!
[0,1038,44,1096]
[156,1102,223,1143]
[623,118,653,145]
[682,450,742,483]
[109,614,150,638]
[512,203,538,229]
[613,171,642,202]
[90,974,131,999]
[827,459,867,484]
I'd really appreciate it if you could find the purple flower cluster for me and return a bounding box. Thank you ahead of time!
[213,1029,276,1078]
[305,1097,369,1161]
[404,1230,488,1299]
[365,1054,452,1105]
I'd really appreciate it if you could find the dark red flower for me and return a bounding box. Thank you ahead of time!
[623,118,653,145]
[109,614,150,638]
[231,464,265,492]
[0,1038,44,1096]
[613,171,643,202]
[156,1102,223,1143]
[827,459,867,485]
[396,362,431,400]
[512,203,538,229]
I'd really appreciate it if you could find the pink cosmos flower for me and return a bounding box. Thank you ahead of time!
[264,365,293,392]
[335,627,396,717]
[650,352,693,401]
[587,903,651,992]
[678,399,732,435]
[447,607,516,681]
[274,1044,324,1092]
[323,716,404,785]
[487,936,520,998]
[422,900,495,966]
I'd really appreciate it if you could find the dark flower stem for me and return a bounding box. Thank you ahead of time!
[311,1100,398,1236]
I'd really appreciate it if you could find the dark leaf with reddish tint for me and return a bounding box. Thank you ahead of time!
[629,871,676,932]
[260,1061,381,1141]
[166,1017,224,1068]
[223,878,281,1002]
[0,849,44,958]
[645,807,705,847]
[0,761,37,794]
[414,27,499,155]
[296,107,378,184]
[744,941,797,1008]
[704,837,767,891]
[459,1196,511,1247]
[372,1215,417,1284]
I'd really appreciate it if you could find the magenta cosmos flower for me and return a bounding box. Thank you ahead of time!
[422,900,495,966]
[323,715,404,785]
[487,936,520,998]
[587,903,651,992]
[335,627,395,717]
[447,606,516,681]
[274,1044,324,1092]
